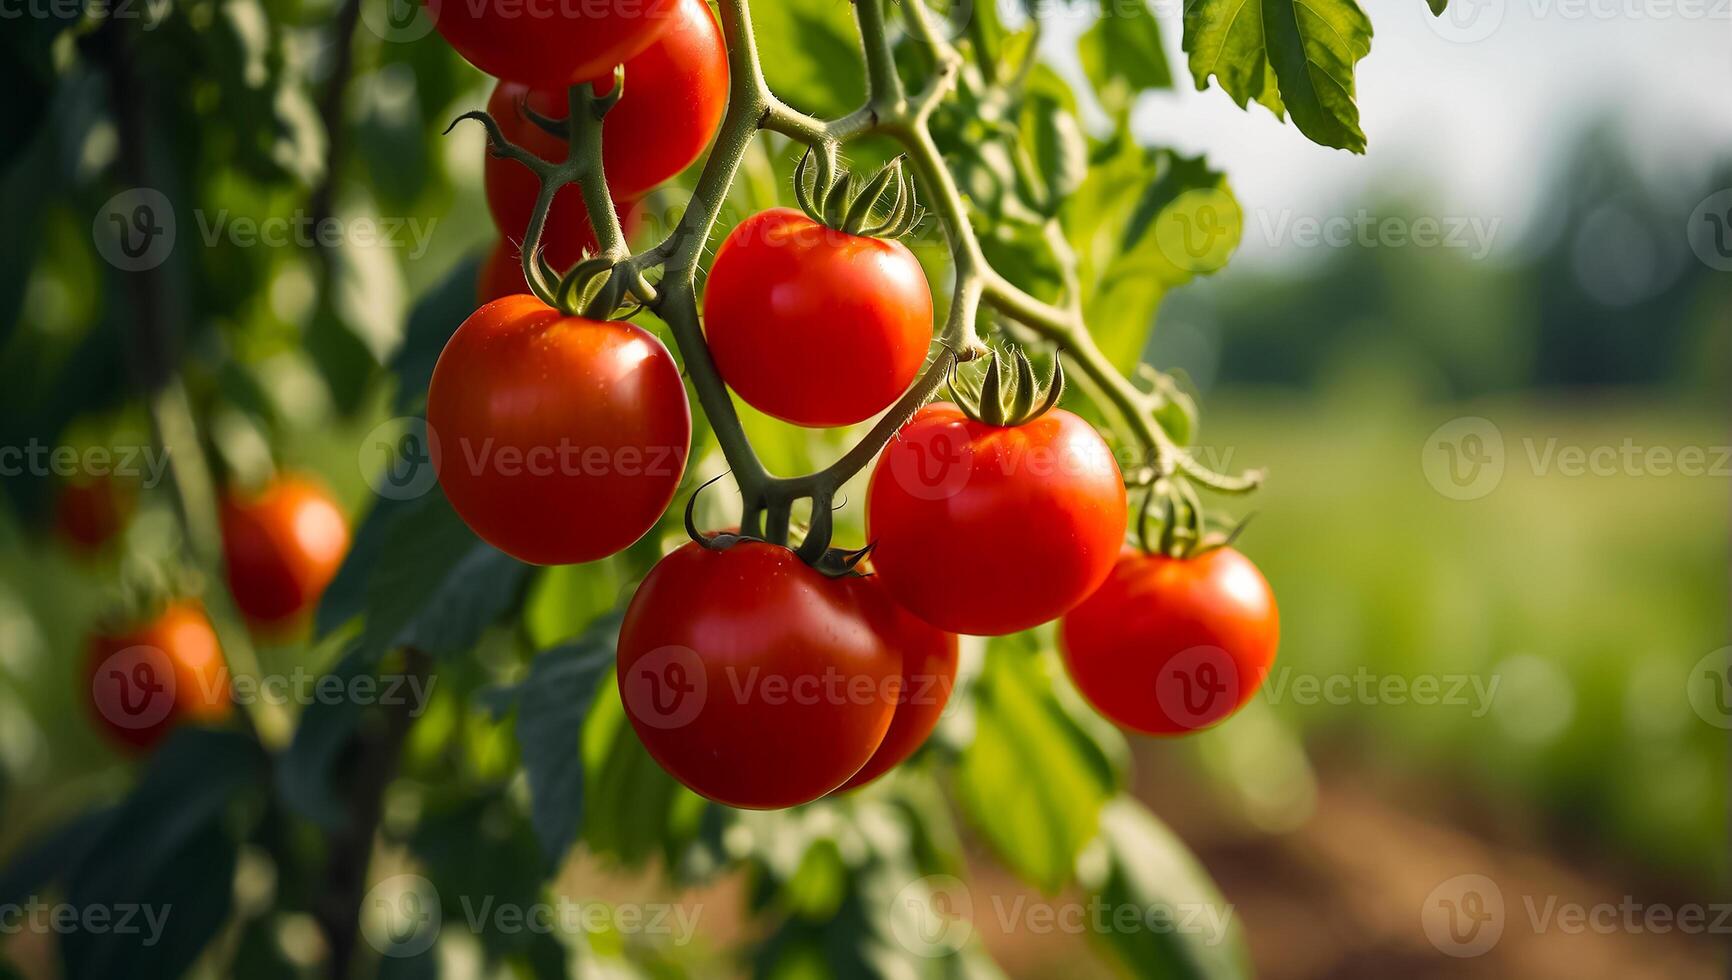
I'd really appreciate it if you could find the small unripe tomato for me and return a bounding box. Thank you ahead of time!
[1060,548,1278,735]
[85,600,232,752]
[220,476,350,628]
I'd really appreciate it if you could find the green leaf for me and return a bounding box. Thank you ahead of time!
[954,635,1121,892]
[276,643,370,828]
[1079,0,1173,113]
[1082,798,1253,980]
[1182,0,1373,151]
[390,253,483,414]
[0,809,117,908]
[1022,96,1088,216]
[60,730,262,980]
[516,615,621,872]
[750,0,866,119]
[1428,0,1450,12]
[582,678,706,868]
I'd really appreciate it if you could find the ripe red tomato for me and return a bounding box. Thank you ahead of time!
[1060,548,1279,735]
[617,541,905,809]
[485,0,725,204]
[702,208,933,427]
[85,600,231,752]
[54,473,133,554]
[866,403,1127,635]
[429,0,676,89]
[221,476,350,628]
[834,575,957,792]
[427,295,690,565]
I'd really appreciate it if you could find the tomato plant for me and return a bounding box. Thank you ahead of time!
[84,600,231,752]
[617,539,904,808]
[1061,548,1279,735]
[703,205,933,427]
[220,475,350,628]
[427,295,691,565]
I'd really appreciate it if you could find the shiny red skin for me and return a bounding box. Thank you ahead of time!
[866,403,1127,636]
[834,575,957,792]
[702,208,934,427]
[617,541,905,809]
[1060,548,1279,736]
[85,601,232,752]
[485,0,724,207]
[430,0,676,89]
[221,476,350,628]
[427,295,690,565]
[55,474,133,553]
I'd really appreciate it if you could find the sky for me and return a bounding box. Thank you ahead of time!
[1041,0,1732,267]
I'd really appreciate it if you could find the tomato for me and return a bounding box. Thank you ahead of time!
[1060,548,1278,735]
[617,541,905,809]
[221,475,350,628]
[866,403,1127,635]
[427,295,690,565]
[485,0,726,205]
[54,473,133,554]
[430,0,676,90]
[85,600,231,752]
[834,575,957,792]
[702,208,933,427]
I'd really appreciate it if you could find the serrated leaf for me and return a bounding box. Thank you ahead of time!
[954,636,1120,892]
[516,615,621,872]
[1183,0,1372,151]
[1083,798,1253,980]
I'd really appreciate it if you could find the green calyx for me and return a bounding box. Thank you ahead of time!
[682,474,873,579]
[793,150,920,239]
[948,346,1065,427]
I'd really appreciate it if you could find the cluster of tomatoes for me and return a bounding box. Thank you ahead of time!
[64,472,350,751]
[422,0,1281,810]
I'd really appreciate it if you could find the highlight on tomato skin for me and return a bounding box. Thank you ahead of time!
[426,295,691,566]
[615,540,906,810]
[219,475,351,630]
[702,208,934,428]
[84,600,233,753]
[1059,547,1279,736]
[429,0,679,90]
[866,402,1128,637]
